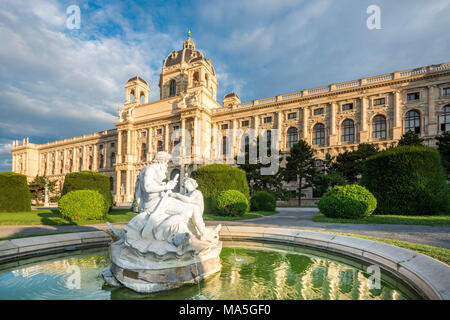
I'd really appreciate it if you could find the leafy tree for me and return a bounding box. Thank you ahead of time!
[436,131,450,174]
[282,140,316,205]
[28,175,57,203]
[329,143,379,183]
[312,172,346,197]
[398,131,424,146]
[237,135,287,200]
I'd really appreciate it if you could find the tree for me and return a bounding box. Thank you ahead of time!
[28,175,57,203]
[237,135,287,200]
[282,140,316,205]
[311,172,346,197]
[329,143,379,183]
[398,131,424,146]
[436,131,450,174]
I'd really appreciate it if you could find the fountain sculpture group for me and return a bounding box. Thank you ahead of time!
[103,152,222,293]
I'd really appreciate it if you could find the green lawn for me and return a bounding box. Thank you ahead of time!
[0,209,278,226]
[0,209,135,226]
[328,232,450,265]
[313,212,450,226]
[203,211,278,221]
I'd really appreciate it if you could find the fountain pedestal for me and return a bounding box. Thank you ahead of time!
[103,227,222,293]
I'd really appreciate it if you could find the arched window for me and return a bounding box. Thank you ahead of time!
[141,143,147,161]
[372,115,387,138]
[341,119,355,142]
[169,79,176,97]
[287,127,298,148]
[140,93,145,104]
[440,105,450,132]
[130,90,135,102]
[405,110,421,134]
[266,130,272,150]
[193,72,200,86]
[222,136,228,155]
[313,123,325,146]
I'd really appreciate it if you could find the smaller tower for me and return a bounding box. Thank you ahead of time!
[223,92,241,108]
[125,75,149,106]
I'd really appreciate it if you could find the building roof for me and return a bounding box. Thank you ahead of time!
[126,76,148,86]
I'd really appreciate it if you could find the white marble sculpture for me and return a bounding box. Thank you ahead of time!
[103,151,222,293]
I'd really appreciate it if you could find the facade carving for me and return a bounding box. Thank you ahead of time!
[10,35,450,205]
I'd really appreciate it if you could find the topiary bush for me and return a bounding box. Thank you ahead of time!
[318,184,377,219]
[213,190,250,217]
[58,190,108,221]
[191,164,249,214]
[360,146,448,215]
[61,171,112,211]
[250,191,276,212]
[0,172,31,212]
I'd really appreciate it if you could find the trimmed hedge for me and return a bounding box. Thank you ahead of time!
[213,190,250,217]
[250,191,276,212]
[360,146,448,215]
[58,190,108,220]
[61,171,112,211]
[0,172,31,212]
[318,185,377,219]
[191,164,249,213]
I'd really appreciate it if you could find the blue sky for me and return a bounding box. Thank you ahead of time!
[1,0,449,171]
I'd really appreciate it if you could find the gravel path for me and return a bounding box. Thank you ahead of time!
[1,208,449,249]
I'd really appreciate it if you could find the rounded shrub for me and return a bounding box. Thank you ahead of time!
[360,146,448,215]
[318,185,377,219]
[58,190,108,221]
[213,190,250,217]
[61,171,112,211]
[0,172,31,212]
[250,191,276,212]
[191,164,249,214]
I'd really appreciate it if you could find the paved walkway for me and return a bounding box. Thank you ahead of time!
[1,208,449,249]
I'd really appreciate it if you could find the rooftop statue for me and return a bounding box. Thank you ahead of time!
[103,152,222,293]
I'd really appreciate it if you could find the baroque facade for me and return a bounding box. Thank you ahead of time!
[10,35,450,205]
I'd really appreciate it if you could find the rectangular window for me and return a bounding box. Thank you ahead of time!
[263,117,272,123]
[287,112,296,119]
[99,145,103,150]
[407,92,420,101]
[157,140,163,152]
[443,88,450,96]
[241,120,249,127]
[374,98,386,106]
[221,124,229,130]
[342,103,353,111]
[314,108,324,115]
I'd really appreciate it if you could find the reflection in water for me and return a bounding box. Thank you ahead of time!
[0,242,419,300]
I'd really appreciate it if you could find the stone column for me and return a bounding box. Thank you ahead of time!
[329,102,337,146]
[194,117,200,159]
[82,146,87,170]
[165,124,169,152]
[303,107,309,141]
[393,91,402,140]
[211,122,217,159]
[117,130,122,164]
[148,128,153,161]
[181,118,186,159]
[232,118,238,157]
[93,145,98,171]
[104,142,109,168]
[253,115,259,141]
[427,85,438,136]
[360,97,369,143]
[277,112,282,151]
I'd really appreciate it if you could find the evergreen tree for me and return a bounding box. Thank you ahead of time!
[28,175,57,203]
[282,140,316,205]
[398,131,424,146]
[436,131,450,174]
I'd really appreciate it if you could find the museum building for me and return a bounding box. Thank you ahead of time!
[10,35,450,205]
